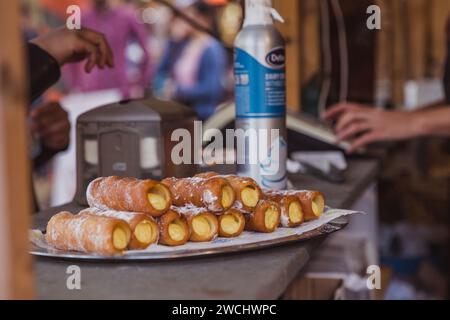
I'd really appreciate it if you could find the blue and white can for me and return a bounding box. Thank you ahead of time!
[234,0,287,189]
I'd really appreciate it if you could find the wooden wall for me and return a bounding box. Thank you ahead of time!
[273,0,450,111]
[0,0,34,299]
[377,0,450,106]
[273,0,302,112]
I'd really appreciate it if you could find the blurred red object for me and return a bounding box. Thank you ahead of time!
[205,0,229,5]
[39,0,89,20]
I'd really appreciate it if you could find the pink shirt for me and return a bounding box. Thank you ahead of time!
[63,6,151,96]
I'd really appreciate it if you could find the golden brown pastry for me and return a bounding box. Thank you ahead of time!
[172,206,219,242]
[264,191,304,227]
[243,200,280,233]
[46,211,131,255]
[80,208,159,250]
[195,172,262,212]
[86,176,172,217]
[281,190,325,221]
[217,208,246,238]
[161,176,235,212]
[158,210,190,246]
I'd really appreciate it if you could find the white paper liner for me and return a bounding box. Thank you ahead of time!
[30,207,360,256]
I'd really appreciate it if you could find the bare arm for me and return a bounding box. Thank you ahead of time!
[414,106,450,137]
[323,102,450,153]
[28,27,114,102]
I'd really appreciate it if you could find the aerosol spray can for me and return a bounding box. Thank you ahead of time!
[234,0,287,189]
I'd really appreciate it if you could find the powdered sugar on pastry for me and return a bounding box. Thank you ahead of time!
[265,189,310,196]
[172,205,208,217]
[279,211,290,227]
[80,207,155,225]
[202,190,221,211]
[86,177,109,210]
[47,214,110,252]
[232,201,244,211]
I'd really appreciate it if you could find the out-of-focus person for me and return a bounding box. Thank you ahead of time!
[154,0,228,120]
[26,26,114,210]
[31,102,70,167]
[63,0,151,98]
[324,18,450,154]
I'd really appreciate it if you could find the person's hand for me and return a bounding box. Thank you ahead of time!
[30,102,70,152]
[31,27,114,73]
[322,102,418,153]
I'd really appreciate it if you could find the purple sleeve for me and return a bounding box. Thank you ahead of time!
[128,11,152,85]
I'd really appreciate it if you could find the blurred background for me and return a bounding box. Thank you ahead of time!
[21,0,449,299]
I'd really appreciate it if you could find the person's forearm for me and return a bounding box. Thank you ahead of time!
[418,99,447,111]
[27,43,61,102]
[413,106,450,137]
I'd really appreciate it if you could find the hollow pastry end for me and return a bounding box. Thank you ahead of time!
[220,215,240,235]
[168,219,187,242]
[264,205,280,230]
[192,216,212,238]
[190,214,218,242]
[288,201,303,224]
[311,194,325,217]
[147,184,170,210]
[112,224,131,251]
[221,185,234,208]
[134,220,158,246]
[241,186,259,208]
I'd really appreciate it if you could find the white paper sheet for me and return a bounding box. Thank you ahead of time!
[30,207,360,257]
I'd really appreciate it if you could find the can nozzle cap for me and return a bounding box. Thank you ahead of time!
[270,8,285,23]
[244,0,285,26]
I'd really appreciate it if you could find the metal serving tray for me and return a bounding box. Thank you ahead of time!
[29,209,351,262]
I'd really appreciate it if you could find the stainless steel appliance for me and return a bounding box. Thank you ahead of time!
[74,97,197,205]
